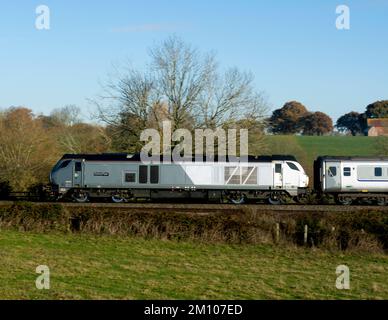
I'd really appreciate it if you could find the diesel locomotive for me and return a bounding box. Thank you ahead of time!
[50,153,309,204]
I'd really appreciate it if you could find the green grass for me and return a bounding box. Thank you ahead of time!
[263,135,380,178]
[0,230,387,299]
[265,135,378,160]
[297,135,378,160]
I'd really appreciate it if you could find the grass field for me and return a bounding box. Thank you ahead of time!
[0,230,387,300]
[263,135,381,178]
[265,135,379,160]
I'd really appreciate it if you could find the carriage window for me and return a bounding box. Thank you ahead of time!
[125,172,136,183]
[275,164,282,173]
[343,167,351,177]
[375,167,382,177]
[328,167,337,177]
[287,162,299,171]
[139,165,148,184]
[150,166,159,184]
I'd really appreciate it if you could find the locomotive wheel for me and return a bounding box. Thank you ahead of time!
[72,192,89,203]
[227,193,246,204]
[268,193,282,205]
[336,196,352,206]
[112,195,125,203]
[377,197,387,206]
[359,199,373,205]
[230,197,245,205]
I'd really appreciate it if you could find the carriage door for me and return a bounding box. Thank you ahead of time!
[325,161,341,191]
[73,161,83,187]
[273,162,283,188]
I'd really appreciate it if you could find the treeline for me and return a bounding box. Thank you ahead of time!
[336,100,388,136]
[268,100,388,136]
[0,106,111,190]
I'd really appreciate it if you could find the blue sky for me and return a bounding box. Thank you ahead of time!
[0,0,387,121]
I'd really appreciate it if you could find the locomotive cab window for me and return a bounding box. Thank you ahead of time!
[125,172,136,183]
[375,167,383,177]
[328,167,337,177]
[343,167,351,177]
[275,164,282,173]
[287,162,299,171]
[58,160,71,169]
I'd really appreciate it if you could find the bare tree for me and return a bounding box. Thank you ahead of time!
[50,105,82,127]
[0,107,59,190]
[150,37,215,130]
[95,36,268,152]
[57,123,111,154]
[95,69,160,152]
[197,68,268,129]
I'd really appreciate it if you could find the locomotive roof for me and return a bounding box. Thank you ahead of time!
[60,153,298,163]
[316,156,388,161]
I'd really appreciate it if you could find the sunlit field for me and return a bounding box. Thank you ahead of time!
[0,231,387,300]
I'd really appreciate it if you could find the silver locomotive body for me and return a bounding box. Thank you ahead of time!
[50,153,309,203]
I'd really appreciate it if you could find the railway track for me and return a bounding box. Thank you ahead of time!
[1,201,388,214]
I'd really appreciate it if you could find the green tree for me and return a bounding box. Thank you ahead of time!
[269,101,308,134]
[336,111,363,136]
[365,100,388,118]
[300,111,333,136]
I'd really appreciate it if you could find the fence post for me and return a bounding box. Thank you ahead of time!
[304,225,308,245]
[275,223,280,244]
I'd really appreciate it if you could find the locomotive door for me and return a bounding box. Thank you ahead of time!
[325,161,341,191]
[273,162,283,188]
[73,161,83,187]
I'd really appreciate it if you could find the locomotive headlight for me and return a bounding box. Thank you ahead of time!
[301,174,309,187]
[304,175,309,187]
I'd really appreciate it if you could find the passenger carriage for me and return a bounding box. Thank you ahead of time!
[314,156,388,205]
